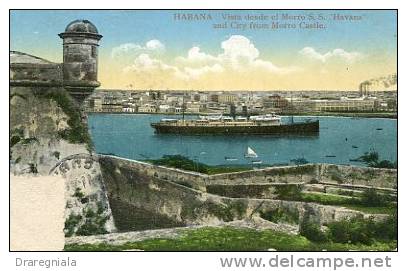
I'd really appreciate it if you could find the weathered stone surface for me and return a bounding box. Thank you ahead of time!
[98,155,396,194]
[10,20,117,240]
[50,154,116,235]
[10,78,116,237]
[66,226,199,246]
[65,218,298,247]
[99,156,388,232]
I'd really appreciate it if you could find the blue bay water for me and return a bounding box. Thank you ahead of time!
[88,114,397,167]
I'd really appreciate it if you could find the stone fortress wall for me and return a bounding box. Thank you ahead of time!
[98,155,396,232]
[10,20,115,238]
[98,155,396,191]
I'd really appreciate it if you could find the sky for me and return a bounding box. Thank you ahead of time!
[10,10,397,91]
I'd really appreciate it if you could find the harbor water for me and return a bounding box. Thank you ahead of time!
[88,114,397,167]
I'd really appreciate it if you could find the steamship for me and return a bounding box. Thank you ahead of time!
[151,113,319,135]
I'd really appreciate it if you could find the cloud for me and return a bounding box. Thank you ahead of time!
[219,35,259,64]
[182,46,218,63]
[122,35,298,82]
[145,40,165,51]
[299,47,363,63]
[124,53,224,80]
[174,35,297,76]
[111,39,165,58]
[123,53,176,73]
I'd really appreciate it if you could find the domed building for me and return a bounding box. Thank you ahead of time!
[64,19,100,34]
[59,19,103,103]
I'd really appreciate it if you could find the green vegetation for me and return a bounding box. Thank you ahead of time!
[64,202,109,237]
[274,184,303,200]
[359,188,394,207]
[298,209,397,246]
[357,151,396,169]
[327,214,397,245]
[20,137,39,145]
[53,151,60,160]
[28,163,38,174]
[341,205,396,215]
[64,226,396,251]
[299,191,396,214]
[73,187,85,200]
[75,205,109,236]
[290,157,309,165]
[10,136,21,148]
[147,155,252,175]
[300,220,329,243]
[64,214,82,237]
[301,192,353,205]
[34,88,92,148]
[10,128,24,148]
[272,185,396,215]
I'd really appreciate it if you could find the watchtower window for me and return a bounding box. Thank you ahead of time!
[91,46,97,58]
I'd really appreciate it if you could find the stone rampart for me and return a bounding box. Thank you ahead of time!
[98,155,397,192]
[99,156,391,232]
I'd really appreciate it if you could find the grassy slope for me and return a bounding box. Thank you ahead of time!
[300,192,397,215]
[145,155,258,175]
[65,226,396,251]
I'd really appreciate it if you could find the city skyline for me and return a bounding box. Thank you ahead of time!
[11,10,397,91]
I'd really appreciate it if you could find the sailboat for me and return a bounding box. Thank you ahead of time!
[225,156,238,161]
[245,147,258,158]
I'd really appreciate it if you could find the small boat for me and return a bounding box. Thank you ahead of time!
[225,156,238,161]
[349,159,360,162]
[245,147,258,158]
[376,128,383,131]
[325,155,336,158]
[352,145,358,148]
[252,160,263,164]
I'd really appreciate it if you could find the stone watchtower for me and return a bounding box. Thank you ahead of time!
[59,19,102,105]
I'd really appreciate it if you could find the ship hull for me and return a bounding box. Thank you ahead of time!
[151,120,319,135]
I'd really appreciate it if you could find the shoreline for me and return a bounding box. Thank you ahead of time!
[87,111,397,119]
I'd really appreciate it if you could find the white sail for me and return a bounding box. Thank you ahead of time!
[245,147,258,158]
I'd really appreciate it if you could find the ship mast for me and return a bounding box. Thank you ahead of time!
[182,91,185,121]
[290,92,294,124]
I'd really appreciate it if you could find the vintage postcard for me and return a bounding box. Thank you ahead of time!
[10,9,397,257]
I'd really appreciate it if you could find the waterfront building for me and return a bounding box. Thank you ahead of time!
[310,97,375,112]
[159,104,176,113]
[262,95,289,110]
[209,94,219,102]
[122,107,135,113]
[185,102,201,113]
[101,101,123,112]
[89,97,103,112]
[138,103,157,113]
[218,94,238,104]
